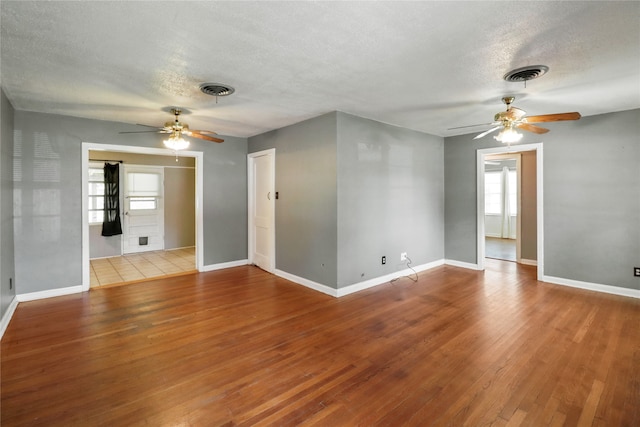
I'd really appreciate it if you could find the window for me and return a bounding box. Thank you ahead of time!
[485,170,517,215]
[129,197,157,210]
[126,171,161,211]
[485,172,502,214]
[88,165,105,223]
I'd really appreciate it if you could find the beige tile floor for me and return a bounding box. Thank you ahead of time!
[90,247,196,288]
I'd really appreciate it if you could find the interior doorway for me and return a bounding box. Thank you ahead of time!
[477,143,544,279]
[81,143,204,292]
[247,149,275,273]
[483,154,520,262]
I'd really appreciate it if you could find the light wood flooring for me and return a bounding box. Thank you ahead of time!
[2,260,639,426]
[90,247,195,287]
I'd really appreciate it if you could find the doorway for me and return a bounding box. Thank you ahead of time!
[483,154,520,262]
[477,143,544,279]
[81,143,204,292]
[247,149,275,273]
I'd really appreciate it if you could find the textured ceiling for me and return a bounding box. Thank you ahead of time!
[1,1,639,138]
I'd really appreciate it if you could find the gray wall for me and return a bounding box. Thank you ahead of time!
[88,151,196,258]
[249,112,338,287]
[336,112,444,287]
[13,110,247,294]
[249,111,445,290]
[1,89,16,316]
[445,109,640,291]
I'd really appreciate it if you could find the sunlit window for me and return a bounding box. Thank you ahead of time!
[485,170,517,215]
[88,166,104,223]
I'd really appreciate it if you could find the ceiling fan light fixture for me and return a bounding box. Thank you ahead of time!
[163,132,189,151]
[494,126,523,144]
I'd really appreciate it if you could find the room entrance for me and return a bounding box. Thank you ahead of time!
[476,143,544,278]
[81,143,204,291]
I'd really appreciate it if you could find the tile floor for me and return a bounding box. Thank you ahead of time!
[90,247,196,288]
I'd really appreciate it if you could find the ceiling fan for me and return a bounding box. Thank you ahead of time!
[451,97,581,144]
[120,108,224,150]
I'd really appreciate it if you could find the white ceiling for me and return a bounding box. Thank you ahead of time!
[1,1,639,138]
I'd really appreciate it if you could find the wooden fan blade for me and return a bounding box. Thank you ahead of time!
[517,123,549,134]
[473,126,501,140]
[190,129,218,135]
[524,112,581,123]
[448,122,497,130]
[190,132,224,143]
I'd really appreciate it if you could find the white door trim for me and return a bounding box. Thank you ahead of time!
[82,143,204,292]
[247,148,276,272]
[477,143,544,279]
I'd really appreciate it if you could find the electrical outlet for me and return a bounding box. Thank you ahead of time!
[634,267,640,277]
[381,256,386,265]
[401,252,407,261]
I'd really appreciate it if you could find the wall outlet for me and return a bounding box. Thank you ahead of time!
[401,252,407,261]
[381,256,386,265]
[634,267,640,277]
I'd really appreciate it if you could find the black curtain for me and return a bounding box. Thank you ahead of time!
[101,163,123,236]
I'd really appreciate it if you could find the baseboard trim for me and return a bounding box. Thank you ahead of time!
[201,259,248,272]
[17,285,84,302]
[275,259,446,298]
[336,259,445,297]
[519,258,538,266]
[274,269,338,297]
[0,297,19,340]
[540,275,640,299]
[445,259,482,270]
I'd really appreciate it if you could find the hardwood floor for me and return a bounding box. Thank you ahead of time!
[2,260,638,426]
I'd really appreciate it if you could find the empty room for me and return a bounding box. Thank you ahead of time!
[1,1,638,426]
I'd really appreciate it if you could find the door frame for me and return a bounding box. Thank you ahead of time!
[476,143,544,278]
[247,149,276,272]
[81,142,204,292]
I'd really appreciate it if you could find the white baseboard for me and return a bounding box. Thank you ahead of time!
[274,269,338,297]
[541,275,640,299]
[17,285,83,302]
[0,297,19,340]
[336,259,445,297]
[445,259,482,270]
[275,259,446,298]
[519,258,538,266]
[201,259,248,272]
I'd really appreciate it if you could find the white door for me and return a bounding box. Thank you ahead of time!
[248,150,275,272]
[123,166,164,254]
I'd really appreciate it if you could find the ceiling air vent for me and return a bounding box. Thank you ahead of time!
[503,65,549,83]
[199,83,235,97]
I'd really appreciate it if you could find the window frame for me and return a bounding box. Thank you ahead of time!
[88,162,105,224]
